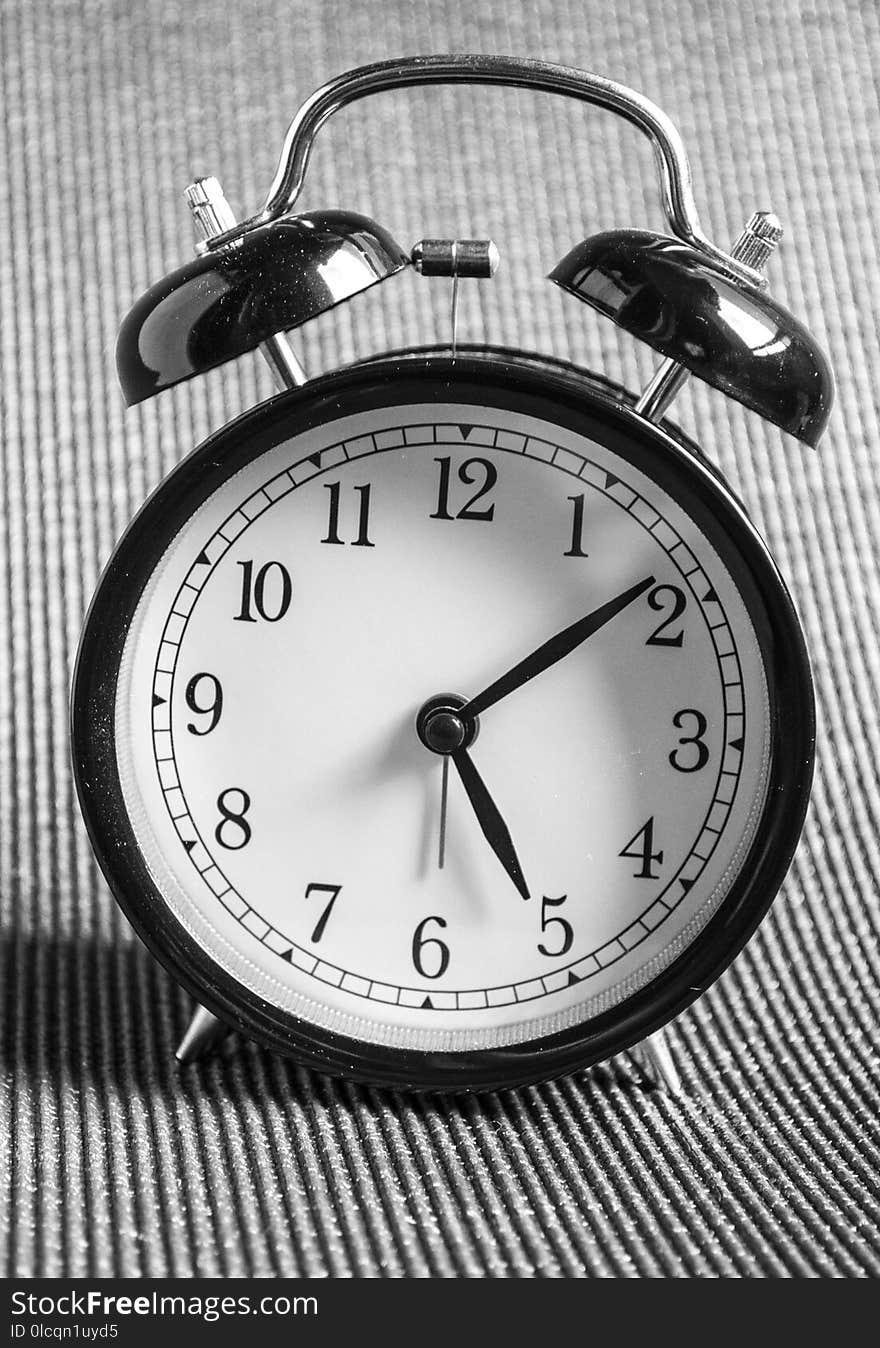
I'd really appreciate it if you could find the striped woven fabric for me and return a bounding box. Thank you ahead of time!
[2,0,878,1277]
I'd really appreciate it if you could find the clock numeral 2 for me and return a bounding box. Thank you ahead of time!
[235,560,292,623]
[321,481,374,547]
[305,882,342,943]
[215,788,251,849]
[670,709,710,772]
[619,816,664,879]
[537,894,574,957]
[646,584,687,647]
[185,672,223,735]
[430,456,497,521]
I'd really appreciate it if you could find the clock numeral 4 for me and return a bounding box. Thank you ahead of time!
[669,709,710,772]
[646,584,687,647]
[430,456,497,521]
[537,894,574,957]
[304,882,342,943]
[215,788,251,849]
[234,560,292,623]
[412,915,450,979]
[619,816,664,879]
[321,481,374,547]
[185,672,223,735]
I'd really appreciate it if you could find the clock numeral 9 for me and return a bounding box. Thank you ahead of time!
[185,672,223,735]
[646,584,687,647]
[537,894,573,957]
[430,456,497,521]
[412,915,450,979]
[669,709,710,772]
[234,559,292,623]
[215,788,251,849]
[619,816,664,878]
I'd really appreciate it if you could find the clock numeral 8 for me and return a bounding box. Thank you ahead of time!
[669,709,710,772]
[215,788,252,849]
[412,915,450,979]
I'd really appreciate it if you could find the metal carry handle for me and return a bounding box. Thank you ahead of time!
[202,54,765,287]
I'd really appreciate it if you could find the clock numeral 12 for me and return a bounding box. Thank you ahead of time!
[430,456,497,521]
[321,481,374,547]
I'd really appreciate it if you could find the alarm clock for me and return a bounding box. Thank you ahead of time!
[71,56,833,1093]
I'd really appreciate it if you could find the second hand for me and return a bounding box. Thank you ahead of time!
[438,755,450,869]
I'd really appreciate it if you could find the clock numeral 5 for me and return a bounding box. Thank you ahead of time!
[412,915,450,979]
[215,788,251,849]
[234,560,292,623]
[619,816,664,879]
[537,894,574,957]
[321,481,374,547]
[185,672,223,735]
[430,456,497,521]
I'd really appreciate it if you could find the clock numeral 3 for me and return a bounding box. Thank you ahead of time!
[669,709,710,772]
[430,456,497,521]
[321,481,374,547]
[185,672,223,735]
[537,894,574,957]
[412,915,450,979]
[304,882,342,943]
[619,816,664,878]
[215,788,252,849]
[646,584,687,647]
[234,560,292,623]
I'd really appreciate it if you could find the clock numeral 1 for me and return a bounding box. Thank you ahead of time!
[304,882,342,943]
[563,493,589,557]
[669,709,710,772]
[215,788,251,849]
[537,894,574,957]
[234,560,292,623]
[321,481,374,547]
[430,456,497,521]
[185,672,223,735]
[412,915,450,979]
[619,816,664,879]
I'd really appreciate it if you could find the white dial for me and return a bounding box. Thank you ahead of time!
[114,394,771,1054]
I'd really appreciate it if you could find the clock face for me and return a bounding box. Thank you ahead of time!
[74,357,813,1087]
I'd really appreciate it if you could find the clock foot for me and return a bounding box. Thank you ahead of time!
[627,1028,683,1094]
[175,1004,230,1064]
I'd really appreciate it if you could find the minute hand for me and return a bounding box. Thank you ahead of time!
[460,576,656,719]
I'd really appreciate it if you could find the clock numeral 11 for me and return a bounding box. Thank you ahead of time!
[321,481,374,547]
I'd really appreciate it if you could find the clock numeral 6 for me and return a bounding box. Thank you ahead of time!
[234,559,292,623]
[646,584,687,647]
[619,816,664,878]
[430,456,497,521]
[537,894,573,957]
[669,709,710,772]
[412,915,450,979]
[185,672,223,735]
[215,788,251,849]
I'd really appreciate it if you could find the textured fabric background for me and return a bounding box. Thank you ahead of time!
[2,0,879,1278]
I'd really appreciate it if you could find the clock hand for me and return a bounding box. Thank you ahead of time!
[438,755,450,869]
[451,744,530,901]
[460,575,655,719]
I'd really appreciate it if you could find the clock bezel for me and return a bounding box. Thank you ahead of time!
[71,352,815,1092]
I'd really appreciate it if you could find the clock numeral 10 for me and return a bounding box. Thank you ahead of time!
[430,456,497,521]
[321,481,374,547]
[234,560,292,623]
[619,816,664,879]
[412,915,450,978]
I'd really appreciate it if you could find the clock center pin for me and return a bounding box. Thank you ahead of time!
[416,693,478,755]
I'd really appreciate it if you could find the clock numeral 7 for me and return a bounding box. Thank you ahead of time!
[430,456,497,521]
[304,882,342,943]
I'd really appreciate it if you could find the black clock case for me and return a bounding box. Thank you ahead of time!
[71,351,815,1093]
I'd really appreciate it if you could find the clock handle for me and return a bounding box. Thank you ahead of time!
[201,54,763,290]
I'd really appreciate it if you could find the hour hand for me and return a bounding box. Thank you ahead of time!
[451,745,530,901]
